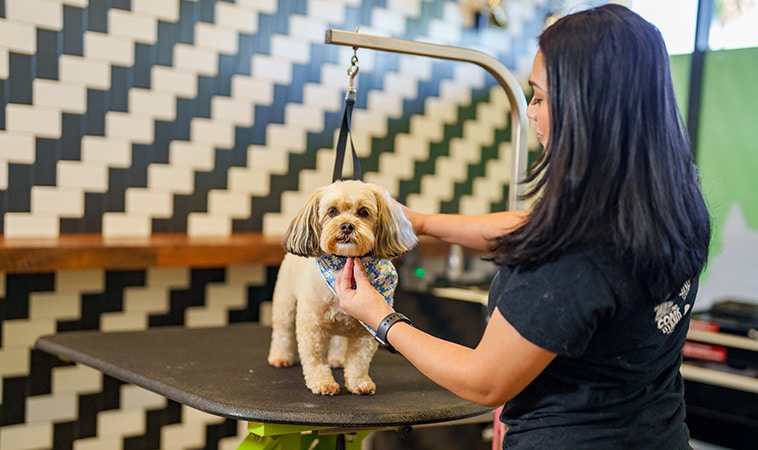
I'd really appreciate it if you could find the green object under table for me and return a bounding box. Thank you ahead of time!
[35,323,492,449]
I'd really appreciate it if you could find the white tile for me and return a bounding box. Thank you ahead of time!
[120,384,166,410]
[151,66,197,97]
[100,312,148,331]
[147,164,193,194]
[57,161,108,191]
[185,307,226,328]
[31,186,85,216]
[237,0,278,14]
[215,2,258,34]
[96,409,146,437]
[0,422,53,450]
[2,318,55,348]
[81,136,132,167]
[173,43,217,76]
[0,347,30,379]
[124,188,173,216]
[29,291,81,320]
[5,104,61,138]
[52,364,102,394]
[226,264,266,285]
[0,47,9,78]
[62,0,89,8]
[271,35,311,64]
[33,79,87,114]
[308,0,347,23]
[145,267,190,288]
[211,96,253,126]
[206,284,247,309]
[84,31,134,66]
[26,392,77,422]
[0,20,36,54]
[303,83,341,110]
[73,436,123,450]
[230,75,274,104]
[0,132,36,163]
[187,214,231,237]
[132,0,180,22]
[251,54,292,83]
[168,141,215,171]
[190,119,234,148]
[105,111,155,144]
[109,9,157,44]
[287,14,327,42]
[195,22,238,54]
[5,0,62,30]
[123,288,170,314]
[207,190,250,216]
[59,55,111,90]
[102,213,151,237]
[129,88,176,121]
[285,102,324,132]
[55,269,104,293]
[4,213,59,238]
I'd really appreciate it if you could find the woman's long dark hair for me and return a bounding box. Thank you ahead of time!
[491,4,711,301]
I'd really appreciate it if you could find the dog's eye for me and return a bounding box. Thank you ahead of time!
[357,207,370,218]
[327,207,339,217]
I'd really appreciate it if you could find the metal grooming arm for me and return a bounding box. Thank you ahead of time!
[325,29,529,210]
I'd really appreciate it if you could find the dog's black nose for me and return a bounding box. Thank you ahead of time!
[340,223,354,234]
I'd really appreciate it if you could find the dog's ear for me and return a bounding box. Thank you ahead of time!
[372,186,419,259]
[282,188,324,257]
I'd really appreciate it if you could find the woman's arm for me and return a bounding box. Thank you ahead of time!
[403,208,529,252]
[336,257,555,407]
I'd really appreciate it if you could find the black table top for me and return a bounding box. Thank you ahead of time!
[35,323,491,428]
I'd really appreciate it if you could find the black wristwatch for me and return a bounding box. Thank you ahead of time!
[374,312,412,353]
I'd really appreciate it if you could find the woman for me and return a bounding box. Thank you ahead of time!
[335,4,711,448]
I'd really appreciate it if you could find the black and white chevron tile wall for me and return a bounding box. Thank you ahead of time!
[0,0,547,448]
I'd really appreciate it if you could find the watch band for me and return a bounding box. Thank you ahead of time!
[374,312,412,353]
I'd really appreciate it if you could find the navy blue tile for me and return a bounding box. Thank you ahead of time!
[61,113,84,161]
[7,163,32,212]
[85,89,106,136]
[110,66,131,112]
[199,0,215,23]
[8,53,33,105]
[178,0,198,44]
[133,43,155,89]
[112,0,131,11]
[34,138,60,186]
[156,22,177,66]
[36,29,61,80]
[62,6,85,56]
[0,79,7,130]
[87,0,109,33]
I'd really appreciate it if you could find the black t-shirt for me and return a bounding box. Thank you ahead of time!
[488,243,695,449]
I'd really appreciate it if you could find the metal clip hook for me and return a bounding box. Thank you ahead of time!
[345,28,360,100]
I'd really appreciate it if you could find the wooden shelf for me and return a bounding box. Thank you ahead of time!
[0,234,450,273]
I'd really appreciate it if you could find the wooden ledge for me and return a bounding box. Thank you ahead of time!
[0,234,450,273]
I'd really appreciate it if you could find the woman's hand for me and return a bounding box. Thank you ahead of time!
[335,257,394,330]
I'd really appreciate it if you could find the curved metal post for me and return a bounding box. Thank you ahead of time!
[324,29,529,210]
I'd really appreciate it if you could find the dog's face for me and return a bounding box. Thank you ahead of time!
[283,180,418,259]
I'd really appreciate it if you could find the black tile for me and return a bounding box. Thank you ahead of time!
[61,113,84,161]
[7,163,32,212]
[178,0,197,44]
[87,0,108,33]
[112,0,131,11]
[62,6,85,56]
[8,53,33,105]
[133,43,155,89]
[109,66,131,112]
[199,0,215,23]
[36,29,61,80]
[0,79,7,130]
[85,89,106,136]
[34,138,60,186]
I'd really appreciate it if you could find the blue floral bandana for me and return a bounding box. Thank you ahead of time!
[317,254,398,337]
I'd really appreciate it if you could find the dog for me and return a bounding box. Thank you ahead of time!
[267,180,418,395]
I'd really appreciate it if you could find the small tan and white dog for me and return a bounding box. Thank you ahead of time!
[267,180,418,395]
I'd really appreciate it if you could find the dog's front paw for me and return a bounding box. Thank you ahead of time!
[311,381,341,396]
[268,356,294,368]
[346,378,376,395]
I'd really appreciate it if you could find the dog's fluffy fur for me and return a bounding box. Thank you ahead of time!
[267,180,418,395]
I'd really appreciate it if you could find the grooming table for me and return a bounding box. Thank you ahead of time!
[35,323,492,449]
